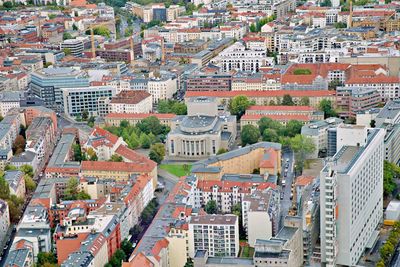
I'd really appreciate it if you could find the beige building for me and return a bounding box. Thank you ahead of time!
[147,76,177,103]
[110,90,152,114]
[192,142,282,181]
[242,189,280,247]
[104,112,176,128]
[4,170,26,199]
[0,199,10,246]
[166,97,236,160]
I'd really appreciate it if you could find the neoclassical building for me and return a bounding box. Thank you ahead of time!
[166,97,236,160]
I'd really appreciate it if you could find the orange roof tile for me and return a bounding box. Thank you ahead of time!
[295,175,314,187]
[247,105,315,111]
[81,160,156,173]
[105,113,176,120]
[185,90,335,98]
[123,253,154,267]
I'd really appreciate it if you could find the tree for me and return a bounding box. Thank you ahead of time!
[3,1,13,8]
[72,23,78,31]
[299,97,310,106]
[262,129,279,142]
[86,147,97,161]
[249,23,257,32]
[217,148,228,155]
[37,252,57,266]
[383,160,400,197]
[0,176,10,200]
[258,117,283,135]
[82,109,89,120]
[20,164,33,177]
[282,94,294,106]
[137,116,164,135]
[149,143,165,164]
[328,79,343,90]
[205,200,218,214]
[139,133,152,149]
[24,175,36,192]
[64,177,79,200]
[124,27,133,37]
[13,135,26,155]
[63,32,73,40]
[184,258,194,267]
[76,191,91,200]
[44,62,53,68]
[289,134,315,173]
[334,22,347,29]
[232,203,246,239]
[285,120,303,137]
[121,239,134,261]
[229,95,253,118]
[370,120,376,128]
[91,26,111,38]
[319,99,337,118]
[171,102,187,115]
[241,125,260,145]
[63,48,72,56]
[110,154,123,162]
[73,144,83,161]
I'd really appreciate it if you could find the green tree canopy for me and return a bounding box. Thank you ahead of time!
[149,143,165,164]
[319,99,337,118]
[262,129,279,142]
[63,32,73,40]
[282,94,294,106]
[110,154,123,162]
[229,95,254,118]
[241,125,260,145]
[205,200,218,214]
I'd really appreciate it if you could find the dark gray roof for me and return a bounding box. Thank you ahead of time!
[61,251,93,267]
[4,248,31,267]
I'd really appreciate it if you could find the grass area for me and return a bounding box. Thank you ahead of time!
[159,164,192,177]
[241,246,255,258]
[293,68,312,75]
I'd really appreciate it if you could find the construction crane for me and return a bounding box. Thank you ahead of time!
[89,21,113,59]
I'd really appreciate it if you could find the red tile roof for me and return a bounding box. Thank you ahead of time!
[105,113,176,120]
[115,145,157,169]
[259,148,279,169]
[295,175,315,187]
[88,127,120,148]
[185,90,335,98]
[110,90,151,105]
[151,238,169,262]
[247,105,315,111]
[123,253,154,267]
[241,114,312,122]
[197,180,276,193]
[81,160,156,173]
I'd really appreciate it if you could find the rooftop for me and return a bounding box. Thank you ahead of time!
[110,90,151,105]
[190,214,237,225]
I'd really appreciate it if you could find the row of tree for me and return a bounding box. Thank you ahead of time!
[383,160,400,197]
[377,222,400,266]
[105,117,170,149]
[157,99,187,115]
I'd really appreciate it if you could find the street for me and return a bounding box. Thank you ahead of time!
[279,149,295,230]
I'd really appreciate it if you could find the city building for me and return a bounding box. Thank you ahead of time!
[4,170,25,199]
[109,90,152,114]
[185,90,336,108]
[0,199,10,246]
[188,214,239,258]
[62,86,116,117]
[4,240,34,267]
[83,127,126,161]
[0,91,22,117]
[60,38,85,57]
[375,100,400,164]
[30,68,89,111]
[320,126,385,266]
[242,188,280,246]
[186,73,232,91]
[301,118,343,158]
[166,97,236,159]
[336,86,381,118]
[147,76,178,103]
[104,112,176,127]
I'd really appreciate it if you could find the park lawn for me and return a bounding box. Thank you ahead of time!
[159,164,192,177]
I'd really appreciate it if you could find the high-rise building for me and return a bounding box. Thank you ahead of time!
[30,68,89,111]
[320,126,385,266]
[188,214,239,258]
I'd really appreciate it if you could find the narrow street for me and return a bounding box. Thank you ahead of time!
[279,149,295,230]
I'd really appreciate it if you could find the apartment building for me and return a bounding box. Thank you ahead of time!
[4,170,25,199]
[375,100,400,164]
[109,90,152,114]
[242,189,280,246]
[0,91,22,117]
[62,86,116,117]
[188,215,239,258]
[0,199,10,246]
[320,126,385,266]
[83,127,126,161]
[301,117,343,158]
[147,76,177,103]
[211,42,274,73]
[4,241,34,267]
